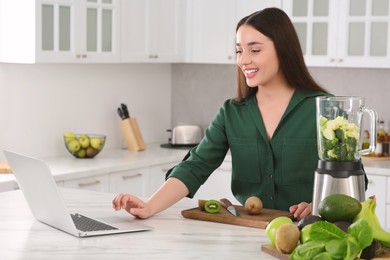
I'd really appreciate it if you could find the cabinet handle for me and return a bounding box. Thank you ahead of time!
[337,58,343,62]
[76,54,81,58]
[122,173,142,180]
[78,180,101,187]
[227,56,233,60]
[330,58,335,62]
[82,54,87,58]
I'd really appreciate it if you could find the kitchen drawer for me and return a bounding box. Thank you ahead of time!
[366,174,386,228]
[63,174,110,193]
[109,168,150,198]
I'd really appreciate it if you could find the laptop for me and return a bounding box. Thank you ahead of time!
[4,150,153,237]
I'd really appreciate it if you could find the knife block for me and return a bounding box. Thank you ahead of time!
[120,118,146,151]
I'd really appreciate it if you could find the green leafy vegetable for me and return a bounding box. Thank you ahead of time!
[291,219,373,260]
[319,116,360,161]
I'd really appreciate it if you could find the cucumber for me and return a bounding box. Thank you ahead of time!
[318,194,362,223]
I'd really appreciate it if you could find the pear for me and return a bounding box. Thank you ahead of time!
[245,196,263,215]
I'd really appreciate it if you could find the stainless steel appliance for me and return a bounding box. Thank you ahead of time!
[169,125,203,146]
[312,96,377,215]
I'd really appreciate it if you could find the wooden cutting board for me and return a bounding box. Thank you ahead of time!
[261,244,290,260]
[181,205,293,229]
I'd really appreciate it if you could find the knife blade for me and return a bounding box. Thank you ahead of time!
[220,198,240,217]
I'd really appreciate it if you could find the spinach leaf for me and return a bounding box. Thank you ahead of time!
[325,238,347,259]
[312,251,334,260]
[348,218,373,249]
[309,221,347,242]
[290,241,326,260]
[344,236,362,260]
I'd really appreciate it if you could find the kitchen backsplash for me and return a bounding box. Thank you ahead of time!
[0,63,172,161]
[171,64,390,133]
[1,63,389,161]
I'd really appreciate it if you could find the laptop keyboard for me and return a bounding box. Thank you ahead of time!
[71,213,118,232]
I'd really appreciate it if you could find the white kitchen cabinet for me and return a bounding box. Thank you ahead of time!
[193,159,241,205]
[187,0,281,64]
[366,174,387,228]
[0,0,120,63]
[120,0,186,63]
[109,168,150,197]
[282,0,390,68]
[63,174,110,192]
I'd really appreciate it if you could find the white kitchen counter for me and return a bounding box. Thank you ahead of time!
[0,188,275,260]
[362,157,390,175]
[0,143,191,190]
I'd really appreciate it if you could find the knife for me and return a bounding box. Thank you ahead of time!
[120,103,130,119]
[220,198,240,217]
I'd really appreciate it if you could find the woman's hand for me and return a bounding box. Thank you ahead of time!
[112,194,153,219]
[289,202,312,221]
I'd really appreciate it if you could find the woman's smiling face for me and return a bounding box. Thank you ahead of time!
[236,25,281,88]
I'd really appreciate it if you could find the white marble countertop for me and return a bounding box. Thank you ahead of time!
[0,188,276,260]
[0,143,191,188]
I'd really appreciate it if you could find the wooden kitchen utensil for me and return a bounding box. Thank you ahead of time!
[120,117,146,151]
[0,162,12,174]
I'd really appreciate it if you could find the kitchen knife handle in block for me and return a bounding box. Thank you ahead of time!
[120,118,145,151]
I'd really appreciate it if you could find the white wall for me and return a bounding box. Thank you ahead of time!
[0,63,172,160]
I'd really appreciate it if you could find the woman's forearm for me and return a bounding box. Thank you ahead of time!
[146,177,190,215]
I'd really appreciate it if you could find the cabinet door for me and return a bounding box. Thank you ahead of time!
[109,168,150,198]
[121,0,185,62]
[283,0,338,66]
[79,0,120,62]
[337,0,390,68]
[193,160,241,205]
[366,174,386,228]
[36,0,80,62]
[63,174,110,192]
[188,0,236,64]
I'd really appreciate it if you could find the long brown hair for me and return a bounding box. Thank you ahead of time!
[235,8,327,101]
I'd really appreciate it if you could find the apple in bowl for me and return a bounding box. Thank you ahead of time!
[64,132,106,159]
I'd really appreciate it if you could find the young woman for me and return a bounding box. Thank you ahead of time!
[112,8,329,221]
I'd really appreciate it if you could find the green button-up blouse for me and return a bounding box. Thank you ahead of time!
[166,89,329,211]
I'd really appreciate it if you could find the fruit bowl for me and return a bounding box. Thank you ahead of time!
[64,132,106,159]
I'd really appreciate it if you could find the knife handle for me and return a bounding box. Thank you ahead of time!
[220,198,233,208]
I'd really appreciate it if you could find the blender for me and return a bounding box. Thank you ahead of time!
[312,96,377,215]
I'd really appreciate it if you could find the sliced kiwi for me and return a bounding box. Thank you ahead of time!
[204,200,221,214]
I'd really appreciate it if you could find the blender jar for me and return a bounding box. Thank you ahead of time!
[316,96,377,162]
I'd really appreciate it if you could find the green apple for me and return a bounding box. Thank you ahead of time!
[300,223,313,244]
[78,134,90,149]
[77,148,86,158]
[90,137,104,150]
[265,216,293,246]
[64,132,76,143]
[67,139,81,153]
